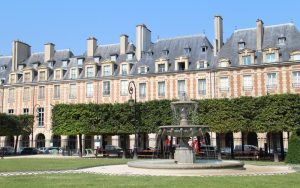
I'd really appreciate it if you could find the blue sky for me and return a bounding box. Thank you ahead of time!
[0,0,299,55]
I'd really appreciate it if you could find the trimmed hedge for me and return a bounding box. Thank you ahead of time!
[286,132,300,164]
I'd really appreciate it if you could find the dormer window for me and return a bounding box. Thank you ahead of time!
[139,66,148,74]
[70,68,77,79]
[0,65,7,71]
[242,55,251,65]
[162,50,169,56]
[94,57,100,63]
[219,59,230,67]
[110,55,117,62]
[178,62,185,71]
[48,61,55,68]
[62,60,68,67]
[18,64,24,71]
[77,58,84,66]
[86,67,94,78]
[0,78,5,85]
[121,64,128,75]
[238,42,245,50]
[197,61,208,69]
[32,61,41,69]
[158,64,165,73]
[201,46,207,52]
[184,47,191,55]
[39,71,46,81]
[127,53,133,61]
[103,65,111,76]
[278,37,286,45]
[266,53,276,63]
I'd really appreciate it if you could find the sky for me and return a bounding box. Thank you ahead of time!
[0,0,299,56]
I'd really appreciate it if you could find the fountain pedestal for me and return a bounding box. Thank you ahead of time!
[174,147,195,164]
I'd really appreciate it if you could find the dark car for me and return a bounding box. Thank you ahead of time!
[20,147,39,155]
[103,145,124,157]
[198,145,217,159]
[0,146,15,155]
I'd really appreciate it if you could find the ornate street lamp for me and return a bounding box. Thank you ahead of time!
[128,81,138,159]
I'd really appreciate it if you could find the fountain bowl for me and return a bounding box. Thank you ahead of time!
[128,159,244,169]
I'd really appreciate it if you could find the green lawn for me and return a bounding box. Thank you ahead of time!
[0,173,300,188]
[0,158,130,172]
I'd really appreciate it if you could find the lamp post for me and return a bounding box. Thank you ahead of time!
[33,104,40,147]
[128,81,138,159]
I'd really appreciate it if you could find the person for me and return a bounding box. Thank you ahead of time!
[193,138,199,154]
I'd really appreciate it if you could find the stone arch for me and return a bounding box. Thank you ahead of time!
[247,132,258,146]
[5,136,14,147]
[36,133,45,148]
[225,132,233,148]
[52,135,61,147]
[21,135,30,147]
[67,135,77,150]
[204,132,211,145]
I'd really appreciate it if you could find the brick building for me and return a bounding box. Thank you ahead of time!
[0,16,299,152]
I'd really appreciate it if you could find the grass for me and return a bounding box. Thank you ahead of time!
[0,158,130,172]
[0,173,300,188]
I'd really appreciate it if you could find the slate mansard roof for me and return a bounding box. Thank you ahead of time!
[217,23,300,67]
[1,22,300,85]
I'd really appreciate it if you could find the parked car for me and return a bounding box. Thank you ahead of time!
[102,145,124,157]
[0,146,15,155]
[20,147,39,155]
[221,147,232,156]
[38,147,47,154]
[234,145,259,159]
[44,147,61,154]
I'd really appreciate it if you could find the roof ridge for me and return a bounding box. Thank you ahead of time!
[98,43,120,47]
[156,34,206,42]
[234,23,294,33]
[0,55,12,58]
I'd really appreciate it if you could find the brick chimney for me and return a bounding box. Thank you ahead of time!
[11,40,31,72]
[214,15,223,56]
[136,24,151,60]
[120,34,128,55]
[256,19,264,51]
[44,42,55,62]
[87,37,97,57]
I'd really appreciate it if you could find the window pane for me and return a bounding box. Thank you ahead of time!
[158,64,165,73]
[139,83,146,97]
[103,65,111,76]
[69,84,76,98]
[86,83,93,97]
[198,79,206,95]
[120,80,128,96]
[293,72,300,87]
[103,81,110,96]
[38,108,44,127]
[39,86,45,99]
[87,67,94,78]
[220,77,229,91]
[121,64,127,75]
[267,73,277,88]
[266,53,276,63]
[71,69,77,79]
[243,75,252,90]
[158,81,165,96]
[242,56,251,65]
[178,80,185,97]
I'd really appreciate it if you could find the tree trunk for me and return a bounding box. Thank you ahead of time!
[170,136,173,159]
[280,131,284,161]
[14,135,19,155]
[241,132,245,153]
[79,134,83,158]
[230,133,234,159]
[272,133,279,162]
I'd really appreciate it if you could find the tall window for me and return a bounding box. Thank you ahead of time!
[103,65,111,76]
[94,57,100,63]
[110,55,117,62]
[55,70,61,80]
[69,84,77,99]
[24,72,31,82]
[266,53,276,63]
[8,88,15,103]
[86,67,94,78]
[70,68,77,79]
[86,83,94,97]
[127,53,133,61]
[103,81,110,96]
[158,81,165,97]
[62,60,68,67]
[158,64,165,73]
[178,62,185,71]
[8,109,14,114]
[121,64,127,75]
[177,80,186,97]
[139,83,146,98]
[220,77,229,91]
[38,86,45,100]
[267,73,277,88]
[292,71,300,88]
[23,87,30,101]
[243,75,253,90]
[23,108,29,114]
[37,107,44,127]
[242,55,251,65]
[198,79,206,95]
[39,71,46,81]
[120,80,128,96]
[54,85,60,99]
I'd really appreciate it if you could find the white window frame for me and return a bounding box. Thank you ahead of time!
[243,75,253,91]
[86,67,94,78]
[177,80,186,97]
[266,53,276,63]
[69,84,77,99]
[242,55,251,65]
[54,85,60,99]
[139,83,146,98]
[121,64,128,75]
[198,79,206,95]
[70,68,77,79]
[120,80,128,96]
[103,65,111,76]
[38,86,45,100]
[158,64,165,73]
[220,77,229,91]
[292,71,300,88]
[267,73,277,89]
[103,81,110,96]
[86,83,94,97]
[158,81,165,97]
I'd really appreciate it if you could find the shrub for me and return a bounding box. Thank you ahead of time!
[286,131,300,164]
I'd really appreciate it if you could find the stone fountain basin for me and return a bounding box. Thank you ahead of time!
[160,125,209,137]
[128,159,244,169]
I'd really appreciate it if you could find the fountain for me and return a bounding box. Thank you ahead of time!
[128,94,244,169]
